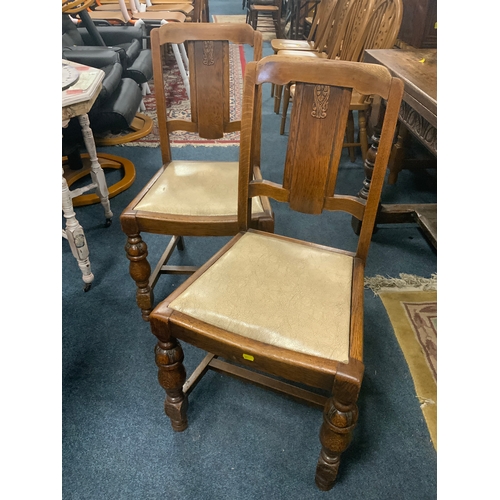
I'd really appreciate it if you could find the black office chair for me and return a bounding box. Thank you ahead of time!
[62,12,153,144]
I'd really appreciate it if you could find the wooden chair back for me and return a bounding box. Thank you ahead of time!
[357,0,403,55]
[329,0,403,61]
[325,0,376,61]
[150,22,263,165]
[307,0,338,47]
[238,56,403,262]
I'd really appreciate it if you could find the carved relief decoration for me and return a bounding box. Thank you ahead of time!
[202,41,215,66]
[311,85,330,119]
[399,101,437,155]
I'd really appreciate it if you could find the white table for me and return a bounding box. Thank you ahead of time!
[62,61,113,291]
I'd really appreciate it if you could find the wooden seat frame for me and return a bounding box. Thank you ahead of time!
[148,56,403,490]
[120,23,274,322]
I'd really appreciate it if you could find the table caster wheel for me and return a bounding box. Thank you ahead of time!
[83,283,92,292]
[104,218,112,228]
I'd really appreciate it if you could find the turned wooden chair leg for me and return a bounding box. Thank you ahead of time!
[358,110,368,163]
[125,234,153,321]
[315,361,363,490]
[150,318,189,432]
[280,84,291,135]
[346,111,356,162]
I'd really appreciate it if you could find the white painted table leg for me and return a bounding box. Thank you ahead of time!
[172,44,190,100]
[62,169,94,291]
[78,113,113,225]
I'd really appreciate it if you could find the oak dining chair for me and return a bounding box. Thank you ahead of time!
[148,55,403,489]
[120,22,274,322]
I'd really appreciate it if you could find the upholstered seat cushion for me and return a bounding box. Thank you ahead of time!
[169,231,353,362]
[134,161,265,216]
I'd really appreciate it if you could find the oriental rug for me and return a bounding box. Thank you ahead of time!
[365,274,437,450]
[117,43,246,148]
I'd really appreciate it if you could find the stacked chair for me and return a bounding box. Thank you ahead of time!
[245,0,283,38]
[120,23,274,322]
[270,0,338,53]
[277,0,403,162]
[270,0,338,113]
[88,0,192,96]
[135,41,403,489]
[90,0,194,23]
[85,1,187,38]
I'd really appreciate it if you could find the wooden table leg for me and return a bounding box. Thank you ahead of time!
[351,100,418,234]
[351,102,437,249]
[387,121,409,184]
[62,170,94,292]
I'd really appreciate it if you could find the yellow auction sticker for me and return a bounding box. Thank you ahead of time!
[242,353,254,362]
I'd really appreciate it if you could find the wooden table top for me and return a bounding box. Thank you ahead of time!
[364,49,437,127]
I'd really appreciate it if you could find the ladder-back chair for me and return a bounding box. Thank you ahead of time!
[245,0,283,39]
[120,22,274,322]
[148,55,403,490]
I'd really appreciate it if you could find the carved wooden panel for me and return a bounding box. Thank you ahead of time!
[284,84,351,214]
[399,100,437,155]
[188,40,230,139]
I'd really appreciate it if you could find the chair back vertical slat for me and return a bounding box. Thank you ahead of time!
[284,83,351,214]
[150,23,262,164]
[330,0,375,61]
[188,40,230,139]
[321,0,352,56]
[310,0,338,48]
[239,56,403,263]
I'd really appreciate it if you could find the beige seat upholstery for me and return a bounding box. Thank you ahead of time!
[134,161,265,216]
[170,231,352,362]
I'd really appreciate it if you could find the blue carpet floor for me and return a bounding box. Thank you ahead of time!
[62,2,437,498]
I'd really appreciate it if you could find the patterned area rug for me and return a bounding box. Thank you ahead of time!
[365,274,437,450]
[121,44,245,147]
[212,14,277,41]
